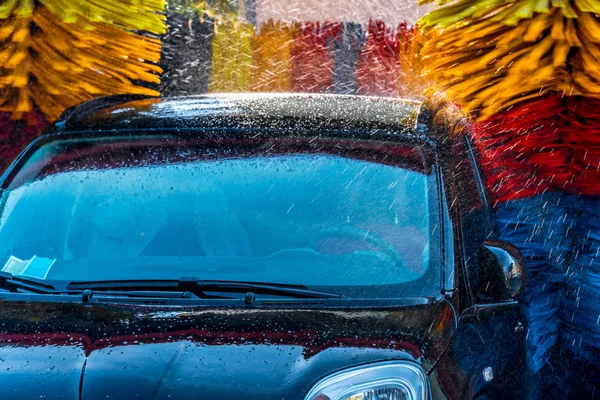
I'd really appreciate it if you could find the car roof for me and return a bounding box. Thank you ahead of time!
[50,93,431,144]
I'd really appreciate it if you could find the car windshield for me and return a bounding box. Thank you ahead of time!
[0,133,440,298]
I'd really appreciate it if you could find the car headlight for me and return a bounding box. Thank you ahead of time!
[304,361,429,400]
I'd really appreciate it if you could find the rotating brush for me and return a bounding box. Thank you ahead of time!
[419,0,600,120]
[0,0,165,120]
[209,18,254,92]
[291,22,341,93]
[250,20,294,92]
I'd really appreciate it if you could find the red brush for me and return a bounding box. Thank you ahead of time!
[396,22,419,98]
[0,109,48,172]
[472,95,600,204]
[291,22,341,93]
[564,98,600,195]
[355,20,400,97]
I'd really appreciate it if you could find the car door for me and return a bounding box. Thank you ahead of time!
[432,134,528,399]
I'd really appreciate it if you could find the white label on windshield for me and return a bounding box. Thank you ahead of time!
[2,256,28,275]
[2,255,55,280]
[22,256,55,279]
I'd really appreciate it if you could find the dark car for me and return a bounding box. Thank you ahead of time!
[0,94,527,399]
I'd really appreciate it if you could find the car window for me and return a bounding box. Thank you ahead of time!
[0,134,440,297]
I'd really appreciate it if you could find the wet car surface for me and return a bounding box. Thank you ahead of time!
[0,94,527,399]
[0,302,453,399]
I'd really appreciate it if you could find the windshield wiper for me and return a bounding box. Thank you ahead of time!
[0,272,57,294]
[67,278,342,301]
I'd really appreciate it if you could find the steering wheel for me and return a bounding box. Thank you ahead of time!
[312,226,407,269]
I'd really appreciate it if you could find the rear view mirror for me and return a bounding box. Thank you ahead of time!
[478,240,525,301]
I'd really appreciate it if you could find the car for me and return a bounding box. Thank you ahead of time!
[0,93,527,399]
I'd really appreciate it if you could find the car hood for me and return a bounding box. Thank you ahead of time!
[0,300,456,399]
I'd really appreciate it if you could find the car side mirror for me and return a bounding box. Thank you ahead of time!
[478,240,525,301]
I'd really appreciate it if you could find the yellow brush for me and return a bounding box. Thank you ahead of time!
[209,18,254,93]
[418,0,600,119]
[250,20,294,93]
[0,0,166,34]
[0,7,162,120]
